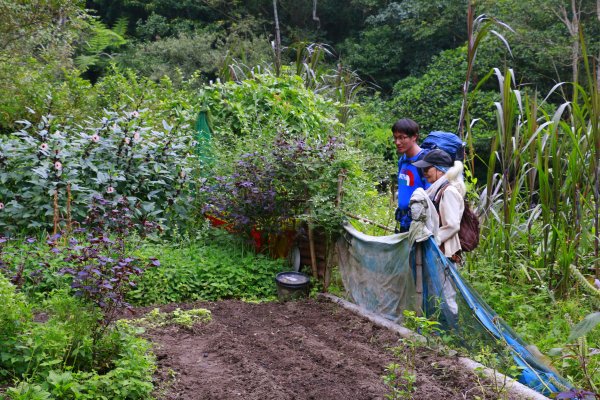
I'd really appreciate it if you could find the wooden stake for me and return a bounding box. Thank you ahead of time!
[415,243,423,317]
[307,223,318,280]
[335,169,346,207]
[53,188,60,235]
[66,183,72,234]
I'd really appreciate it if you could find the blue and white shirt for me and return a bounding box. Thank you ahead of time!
[397,150,430,230]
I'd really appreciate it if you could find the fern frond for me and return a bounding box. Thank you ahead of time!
[112,17,129,37]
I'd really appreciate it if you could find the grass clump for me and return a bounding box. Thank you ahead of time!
[132,307,212,330]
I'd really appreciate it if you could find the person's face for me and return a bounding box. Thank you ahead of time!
[393,131,417,154]
[423,166,442,184]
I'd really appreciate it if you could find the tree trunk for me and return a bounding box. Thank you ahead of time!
[557,0,581,86]
[312,0,320,29]
[272,0,281,77]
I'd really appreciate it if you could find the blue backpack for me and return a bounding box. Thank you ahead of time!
[421,131,466,162]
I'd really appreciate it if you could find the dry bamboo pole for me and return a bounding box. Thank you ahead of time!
[345,213,395,232]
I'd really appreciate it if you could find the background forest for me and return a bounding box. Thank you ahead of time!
[1,0,600,398]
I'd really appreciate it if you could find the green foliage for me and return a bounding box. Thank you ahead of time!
[0,289,155,399]
[382,361,416,399]
[0,1,91,131]
[0,275,32,346]
[464,262,600,390]
[0,0,87,63]
[383,337,421,400]
[75,18,128,73]
[568,313,600,342]
[129,234,287,304]
[476,0,600,91]
[199,72,340,143]
[117,26,272,82]
[390,47,498,152]
[0,60,95,132]
[341,0,468,91]
[345,93,395,160]
[0,237,71,300]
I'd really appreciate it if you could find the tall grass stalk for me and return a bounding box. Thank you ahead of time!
[459,1,513,172]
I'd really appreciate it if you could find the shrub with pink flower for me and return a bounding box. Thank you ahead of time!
[2,108,202,233]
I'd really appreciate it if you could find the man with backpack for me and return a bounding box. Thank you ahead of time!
[392,118,430,233]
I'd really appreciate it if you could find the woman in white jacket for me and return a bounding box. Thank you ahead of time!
[413,149,466,263]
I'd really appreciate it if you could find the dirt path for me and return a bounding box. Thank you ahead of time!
[142,299,510,400]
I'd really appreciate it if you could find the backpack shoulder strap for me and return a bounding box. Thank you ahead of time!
[432,181,450,211]
[414,149,427,182]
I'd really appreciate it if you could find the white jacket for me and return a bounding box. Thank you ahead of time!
[426,161,466,257]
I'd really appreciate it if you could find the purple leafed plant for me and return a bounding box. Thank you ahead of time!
[202,133,343,241]
[556,388,599,399]
[58,195,159,343]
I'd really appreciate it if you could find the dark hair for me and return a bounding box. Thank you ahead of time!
[391,118,419,137]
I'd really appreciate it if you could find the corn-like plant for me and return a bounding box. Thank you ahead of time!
[476,44,598,295]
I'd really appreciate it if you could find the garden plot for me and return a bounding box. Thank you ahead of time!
[140,299,515,400]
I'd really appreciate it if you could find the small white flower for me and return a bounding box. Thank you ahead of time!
[0,202,4,210]
[124,137,131,144]
[180,170,186,179]
[107,186,115,194]
[131,111,139,118]
[133,131,141,141]
[54,161,62,170]
[91,134,100,143]
[40,143,49,151]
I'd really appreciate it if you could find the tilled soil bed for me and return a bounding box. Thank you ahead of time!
[138,299,513,400]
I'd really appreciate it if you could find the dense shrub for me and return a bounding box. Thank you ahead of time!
[0,108,198,233]
[198,72,385,238]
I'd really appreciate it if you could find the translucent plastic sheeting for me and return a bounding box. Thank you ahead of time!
[336,225,415,323]
[336,224,572,396]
